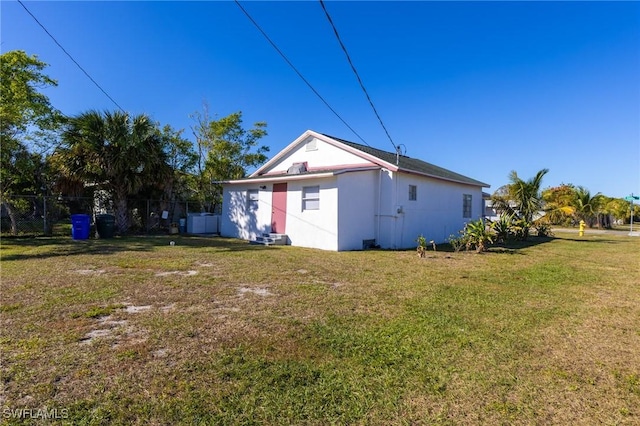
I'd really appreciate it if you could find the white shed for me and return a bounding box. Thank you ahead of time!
[220,130,489,251]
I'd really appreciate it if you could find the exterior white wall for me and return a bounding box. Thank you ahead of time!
[220,184,272,240]
[284,177,339,251]
[266,136,372,174]
[380,172,485,249]
[221,178,340,251]
[221,171,485,251]
[376,169,397,249]
[336,171,378,251]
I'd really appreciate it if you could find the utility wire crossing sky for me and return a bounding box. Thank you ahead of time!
[3,1,639,197]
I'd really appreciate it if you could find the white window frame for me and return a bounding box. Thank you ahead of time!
[463,194,472,218]
[247,189,259,210]
[409,185,417,201]
[302,186,320,211]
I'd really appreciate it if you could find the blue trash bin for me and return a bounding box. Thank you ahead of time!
[71,214,91,240]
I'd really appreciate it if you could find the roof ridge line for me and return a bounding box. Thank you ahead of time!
[321,133,411,159]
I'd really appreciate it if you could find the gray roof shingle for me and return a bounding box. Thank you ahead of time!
[323,134,489,187]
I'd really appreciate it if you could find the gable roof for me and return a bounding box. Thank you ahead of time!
[323,134,489,187]
[233,130,488,187]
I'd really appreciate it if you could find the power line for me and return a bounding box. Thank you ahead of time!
[17,0,126,113]
[318,0,397,153]
[233,0,370,147]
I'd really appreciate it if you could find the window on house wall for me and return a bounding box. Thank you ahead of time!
[302,186,320,210]
[247,189,259,210]
[409,185,417,201]
[305,139,318,151]
[463,194,472,218]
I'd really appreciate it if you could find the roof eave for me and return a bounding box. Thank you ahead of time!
[219,171,336,185]
[220,166,382,185]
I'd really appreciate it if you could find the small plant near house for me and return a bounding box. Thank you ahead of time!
[416,235,438,257]
[463,218,495,253]
[416,234,428,257]
[489,214,514,243]
[448,232,469,253]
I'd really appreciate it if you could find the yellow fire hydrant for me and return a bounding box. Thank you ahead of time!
[579,220,586,237]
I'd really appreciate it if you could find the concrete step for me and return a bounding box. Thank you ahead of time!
[251,236,274,245]
[250,234,289,246]
[263,233,288,245]
[250,240,271,246]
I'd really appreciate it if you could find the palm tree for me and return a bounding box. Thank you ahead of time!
[491,168,549,240]
[54,110,171,234]
[572,186,602,227]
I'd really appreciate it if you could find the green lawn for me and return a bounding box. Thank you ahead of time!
[1,233,639,425]
[612,223,640,232]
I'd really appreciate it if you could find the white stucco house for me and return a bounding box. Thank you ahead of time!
[220,130,489,251]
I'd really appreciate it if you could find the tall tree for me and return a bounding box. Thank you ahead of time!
[1,50,62,234]
[601,197,635,225]
[0,50,62,145]
[157,124,198,201]
[491,168,549,239]
[191,108,268,212]
[53,110,172,234]
[122,124,199,231]
[0,139,47,234]
[542,184,577,226]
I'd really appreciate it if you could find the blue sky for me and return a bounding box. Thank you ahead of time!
[3,1,639,198]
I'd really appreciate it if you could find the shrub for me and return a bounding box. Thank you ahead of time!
[416,234,427,257]
[448,233,468,252]
[463,219,495,253]
[489,214,513,243]
[534,220,554,237]
[511,218,531,240]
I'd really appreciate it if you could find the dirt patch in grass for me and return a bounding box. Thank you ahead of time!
[74,269,106,275]
[77,304,155,346]
[123,304,152,314]
[237,286,273,297]
[155,270,198,277]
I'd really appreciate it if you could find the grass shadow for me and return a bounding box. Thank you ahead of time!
[556,237,623,244]
[0,235,275,261]
[385,235,563,256]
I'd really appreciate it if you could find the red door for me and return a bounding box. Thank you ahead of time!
[271,183,287,233]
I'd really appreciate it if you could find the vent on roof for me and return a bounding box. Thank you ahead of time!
[287,162,308,175]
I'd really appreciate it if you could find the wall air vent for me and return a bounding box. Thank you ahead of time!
[287,162,308,175]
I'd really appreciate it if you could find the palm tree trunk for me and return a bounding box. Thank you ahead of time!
[114,194,129,235]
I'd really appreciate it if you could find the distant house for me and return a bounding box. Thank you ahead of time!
[483,192,499,221]
[220,130,489,251]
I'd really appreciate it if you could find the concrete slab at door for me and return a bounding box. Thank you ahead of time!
[271,183,287,233]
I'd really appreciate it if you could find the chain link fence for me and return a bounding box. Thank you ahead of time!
[1,195,217,238]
